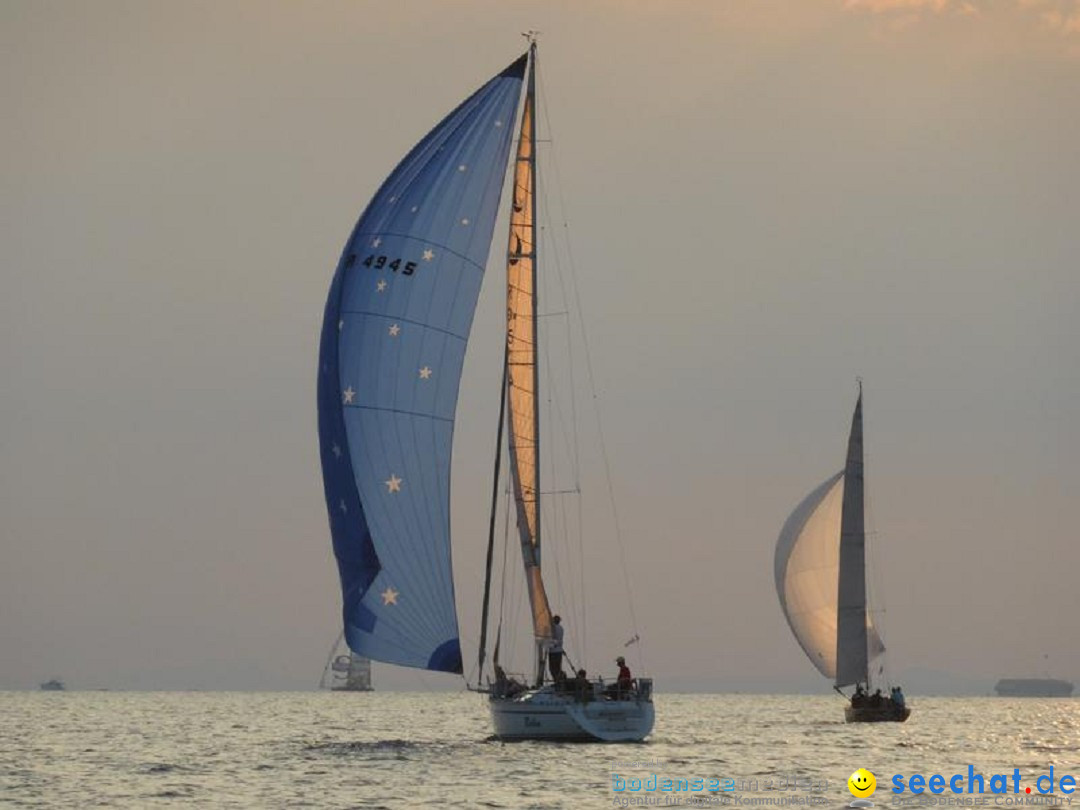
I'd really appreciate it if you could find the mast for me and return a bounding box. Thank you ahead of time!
[505,40,554,686]
[835,383,868,688]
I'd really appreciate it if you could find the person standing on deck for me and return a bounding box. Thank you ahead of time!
[548,615,565,683]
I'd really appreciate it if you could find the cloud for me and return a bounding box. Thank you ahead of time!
[1012,0,1080,32]
[845,0,949,11]
[1040,3,1080,32]
[844,0,1080,38]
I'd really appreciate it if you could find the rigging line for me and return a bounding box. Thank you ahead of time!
[478,350,510,681]
[534,261,568,662]
[538,299,576,640]
[507,516,528,672]
[553,235,588,665]
[495,471,513,665]
[533,98,589,660]
[535,210,583,499]
[536,149,587,652]
[537,68,637,669]
[553,309,585,663]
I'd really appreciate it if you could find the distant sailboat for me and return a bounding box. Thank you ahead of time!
[317,40,653,741]
[39,679,65,691]
[774,385,910,723]
[320,632,373,692]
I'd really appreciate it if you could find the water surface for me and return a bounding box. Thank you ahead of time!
[3,692,1077,808]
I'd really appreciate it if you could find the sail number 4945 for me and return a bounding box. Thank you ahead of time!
[352,254,417,275]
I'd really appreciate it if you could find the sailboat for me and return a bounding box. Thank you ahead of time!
[319,632,373,692]
[774,385,910,723]
[317,40,653,741]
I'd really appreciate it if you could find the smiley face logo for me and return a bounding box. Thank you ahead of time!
[848,769,877,799]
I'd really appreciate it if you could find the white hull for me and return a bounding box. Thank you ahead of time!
[489,681,655,742]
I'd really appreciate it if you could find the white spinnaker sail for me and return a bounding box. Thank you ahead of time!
[775,471,884,683]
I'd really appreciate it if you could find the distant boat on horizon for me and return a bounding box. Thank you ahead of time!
[994,678,1074,697]
[774,385,911,723]
[320,632,373,692]
[39,679,65,691]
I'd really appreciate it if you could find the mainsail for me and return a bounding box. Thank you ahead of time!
[774,390,883,686]
[505,43,554,651]
[318,55,527,673]
[835,392,868,687]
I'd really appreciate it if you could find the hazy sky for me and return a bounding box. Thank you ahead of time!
[3,1,1077,692]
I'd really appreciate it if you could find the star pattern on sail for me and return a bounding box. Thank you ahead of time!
[381,587,399,606]
[422,249,434,261]
[385,474,402,493]
[343,386,355,404]
[376,279,388,292]
[419,366,432,379]
[388,324,400,337]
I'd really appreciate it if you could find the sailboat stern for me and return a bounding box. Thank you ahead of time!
[488,680,655,742]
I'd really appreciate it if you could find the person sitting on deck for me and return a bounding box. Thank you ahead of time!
[492,664,525,699]
[605,656,634,700]
[891,686,906,710]
[571,669,593,702]
[870,688,884,708]
[851,684,867,708]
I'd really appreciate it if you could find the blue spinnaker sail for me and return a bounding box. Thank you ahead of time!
[318,54,527,674]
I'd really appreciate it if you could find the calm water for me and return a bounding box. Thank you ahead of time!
[3,692,1077,808]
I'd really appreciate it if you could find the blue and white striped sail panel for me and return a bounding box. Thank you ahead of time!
[318,54,527,674]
